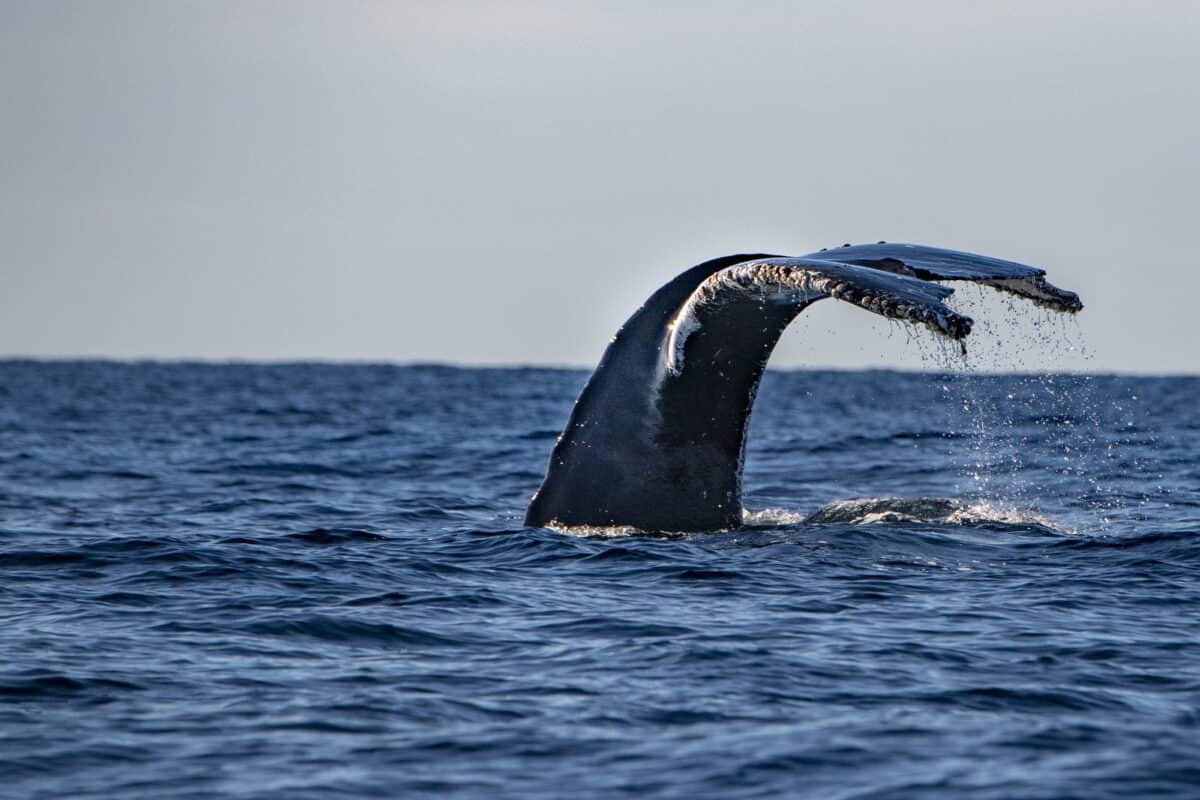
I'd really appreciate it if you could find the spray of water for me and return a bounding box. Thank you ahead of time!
[930,284,1157,534]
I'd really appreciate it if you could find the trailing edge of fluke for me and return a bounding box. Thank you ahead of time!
[525,242,1082,533]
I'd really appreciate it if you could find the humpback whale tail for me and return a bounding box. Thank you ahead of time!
[526,242,1082,533]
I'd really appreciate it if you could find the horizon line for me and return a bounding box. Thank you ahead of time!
[1,355,1195,379]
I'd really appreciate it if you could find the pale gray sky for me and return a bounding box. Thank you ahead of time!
[2,1,1197,372]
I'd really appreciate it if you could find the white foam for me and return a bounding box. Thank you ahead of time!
[741,507,807,526]
[545,521,644,538]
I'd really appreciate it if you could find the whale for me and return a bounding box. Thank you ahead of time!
[525,242,1082,533]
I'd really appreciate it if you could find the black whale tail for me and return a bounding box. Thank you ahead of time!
[525,243,1082,533]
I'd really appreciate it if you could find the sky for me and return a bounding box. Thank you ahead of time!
[2,1,1197,372]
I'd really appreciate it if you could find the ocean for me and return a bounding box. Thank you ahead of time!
[1,361,1197,798]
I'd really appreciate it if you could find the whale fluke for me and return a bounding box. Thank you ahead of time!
[798,242,1082,312]
[525,243,1082,533]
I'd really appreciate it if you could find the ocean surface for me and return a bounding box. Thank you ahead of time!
[1,360,1198,799]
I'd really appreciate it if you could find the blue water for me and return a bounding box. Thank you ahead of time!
[2,361,1198,799]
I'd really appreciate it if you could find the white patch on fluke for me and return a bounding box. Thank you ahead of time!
[664,263,826,376]
[664,305,704,377]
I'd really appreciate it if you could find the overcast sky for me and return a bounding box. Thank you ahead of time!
[2,1,1197,372]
